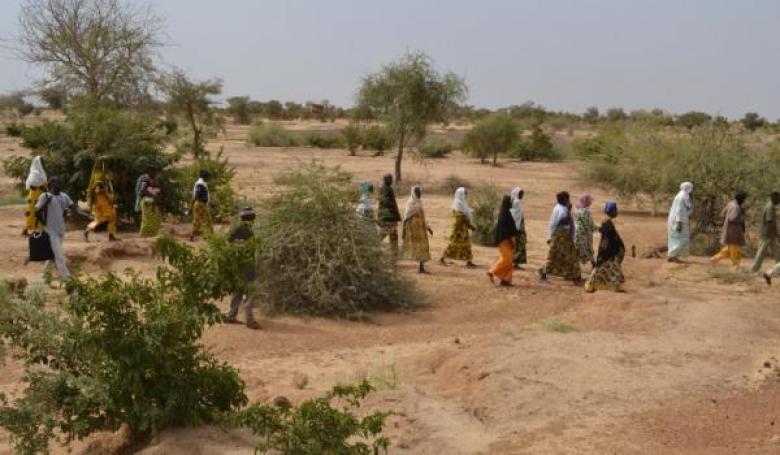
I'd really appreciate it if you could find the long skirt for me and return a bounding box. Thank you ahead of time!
[139,198,161,237]
[442,212,473,261]
[490,239,515,284]
[575,232,594,264]
[191,200,213,237]
[514,232,527,266]
[668,225,690,258]
[585,258,625,292]
[402,215,431,263]
[88,197,117,235]
[25,187,44,231]
[543,227,581,280]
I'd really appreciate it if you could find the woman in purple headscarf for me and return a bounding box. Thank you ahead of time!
[574,194,596,267]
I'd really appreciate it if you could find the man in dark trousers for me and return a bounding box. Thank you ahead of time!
[226,207,260,329]
[377,173,402,255]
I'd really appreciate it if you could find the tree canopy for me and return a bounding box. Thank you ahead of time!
[355,51,467,183]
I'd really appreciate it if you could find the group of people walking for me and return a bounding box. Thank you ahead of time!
[21,157,217,282]
[356,175,626,292]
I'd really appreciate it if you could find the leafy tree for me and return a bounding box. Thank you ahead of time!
[2,101,183,220]
[509,122,560,161]
[160,70,224,158]
[676,111,712,129]
[355,51,467,183]
[16,0,163,106]
[361,125,393,156]
[741,112,767,131]
[235,380,391,455]
[461,113,518,166]
[37,85,67,110]
[583,106,600,124]
[0,236,251,453]
[417,136,455,158]
[255,163,417,317]
[265,100,284,119]
[227,96,252,125]
[606,107,628,122]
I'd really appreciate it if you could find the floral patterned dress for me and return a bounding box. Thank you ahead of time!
[574,207,596,264]
[585,219,625,292]
[442,211,473,261]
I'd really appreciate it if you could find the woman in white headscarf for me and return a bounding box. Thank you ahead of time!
[401,186,433,273]
[23,156,47,236]
[441,187,476,267]
[668,182,694,262]
[510,187,527,268]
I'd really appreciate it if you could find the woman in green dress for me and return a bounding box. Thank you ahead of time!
[440,187,476,267]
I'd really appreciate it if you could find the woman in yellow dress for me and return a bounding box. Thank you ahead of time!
[401,186,434,273]
[23,156,47,236]
[440,187,476,267]
[190,170,213,241]
[84,180,118,242]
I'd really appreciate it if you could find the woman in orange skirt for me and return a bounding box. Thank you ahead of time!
[488,195,519,287]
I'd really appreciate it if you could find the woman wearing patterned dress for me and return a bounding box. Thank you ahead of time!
[539,191,582,284]
[440,187,476,267]
[574,194,596,267]
[585,202,626,292]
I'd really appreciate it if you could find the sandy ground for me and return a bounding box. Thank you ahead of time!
[0,122,779,454]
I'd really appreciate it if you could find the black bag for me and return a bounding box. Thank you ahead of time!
[29,231,54,262]
[35,193,52,226]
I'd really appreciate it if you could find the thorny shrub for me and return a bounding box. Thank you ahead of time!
[255,163,418,318]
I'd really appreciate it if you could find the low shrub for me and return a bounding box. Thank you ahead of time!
[0,237,251,453]
[471,185,501,246]
[508,124,562,161]
[5,122,23,137]
[361,125,393,155]
[255,163,417,318]
[235,380,391,455]
[417,136,455,158]
[247,123,299,147]
[342,123,363,155]
[305,131,346,149]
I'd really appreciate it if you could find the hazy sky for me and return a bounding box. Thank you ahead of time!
[2,0,779,119]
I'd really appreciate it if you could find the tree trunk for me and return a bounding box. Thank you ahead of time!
[395,132,405,183]
[492,151,498,167]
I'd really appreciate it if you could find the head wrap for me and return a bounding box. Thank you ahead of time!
[452,187,474,222]
[403,186,424,221]
[576,194,593,209]
[556,191,571,206]
[356,181,374,216]
[735,190,748,205]
[604,202,618,217]
[495,195,518,244]
[668,181,694,228]
[360,180,374,194]
[382,174,393,187]
[510,187,524,230]
[25,156,47,189]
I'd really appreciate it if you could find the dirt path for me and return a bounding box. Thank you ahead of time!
[1,128,778,454]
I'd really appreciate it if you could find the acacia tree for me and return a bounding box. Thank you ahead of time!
[16,0,163,106]
[462,113,518,166]
[227,96,251,124]
[355,52,467,183]
[160,70,224,158]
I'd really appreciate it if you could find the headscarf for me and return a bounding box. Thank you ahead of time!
[452,187,474,222]
[604,202,618,218]
[403,186,424,222]
[510,187,524,230]
[378,173,401,223]
[668,181,693,228]
[549,192,572,239]
[193,176,209,203]
[576,194,593,209]
[734,190,748,205]
[25,156,47,189]
[495,195,519,244]
[356,181,374,217]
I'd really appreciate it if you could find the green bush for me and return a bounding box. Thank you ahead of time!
[235,380,391,455]
[361,125,393,155]
[342,123,363,155]
[305,131,346,149]
[5,122,24,137]
[417,136,455,158]
[508,123,561,161]
[247,123,299,147]
[0,237,251,453]
[2,104,183,221]
[255,163,417,318]
[471,185,501,246]
[179,150,239,223]
[462,113,518,166]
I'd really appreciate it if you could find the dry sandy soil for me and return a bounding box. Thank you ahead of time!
[0,122,778,454]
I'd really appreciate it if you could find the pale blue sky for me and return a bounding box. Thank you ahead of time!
[2,0,778,119]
